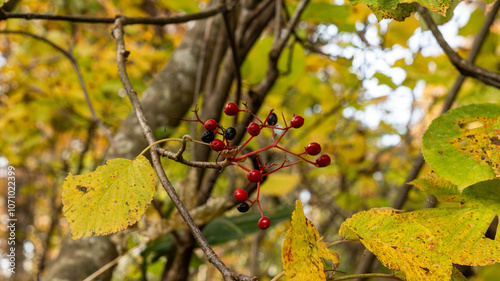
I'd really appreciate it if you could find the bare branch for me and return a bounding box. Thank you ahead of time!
[418,5,500,88]
[3,4,225,25]
[112,17,256,281]
[270,0,310,62]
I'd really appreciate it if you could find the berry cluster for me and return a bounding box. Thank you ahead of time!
[191,102,331,230]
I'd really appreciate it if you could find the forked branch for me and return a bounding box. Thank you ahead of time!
[418,4,500,88]
[112,17,257,281]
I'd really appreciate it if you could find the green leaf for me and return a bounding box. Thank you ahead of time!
[340,206,500,281]
[349,0,454,21]
[62,156,156,239]
[422,104,500,191]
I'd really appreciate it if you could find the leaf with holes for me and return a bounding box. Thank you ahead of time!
[282,201,339,280]
[62,155,156,239]
[340,206,500,281]
[422,104,500,191]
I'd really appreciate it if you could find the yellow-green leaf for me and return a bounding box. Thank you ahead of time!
[340,207,500,281]
[282,201,339,280]
[62,156,156,239]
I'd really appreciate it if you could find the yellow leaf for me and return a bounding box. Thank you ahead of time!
[282,201,339,280]
[62,156,156,239]
[340,207,500,281]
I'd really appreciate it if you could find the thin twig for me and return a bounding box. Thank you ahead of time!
[326,239,357,248]
[270,271,286,281]
[0,30,119,155]
[3,4,225,25]
[112,17,256,281]
[418,5,500,88]
[329,273,403,281]
[83,240,149,281]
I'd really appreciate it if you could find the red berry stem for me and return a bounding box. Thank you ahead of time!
[262,160,301,177]
[281,112,288,127]
[254,182,264,217]
[231,161,251,172]
[191,107,206,125]
[275,146,317,165]
[239,135,255,149]
[262,109,275,126]
[242,102,264,123]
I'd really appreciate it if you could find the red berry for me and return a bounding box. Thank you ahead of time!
[291,115,304,128]
[316,154,331,167]
[210,139,225,151]
[258,216,271,230]
[224,103,240,116]
[234,189,248,201]
[204,119,218,131]
[305,142,321,156]
[247,122,261,136]
[247,170,262,183]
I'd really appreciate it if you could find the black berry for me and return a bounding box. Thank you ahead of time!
[267,112,278,126]
[237,202,250,213]
[224,127,237,140]
[201,130,215,143]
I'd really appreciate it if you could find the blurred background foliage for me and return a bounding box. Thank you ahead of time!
[1,0,500,280]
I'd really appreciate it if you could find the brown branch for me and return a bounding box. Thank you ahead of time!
[191,17,214,150]
[3,4,225,25]
[112,17,256,281]
[271,0,282,50]
[418,5,500,88]
[156,146,227,170]
[0,30,119,155]
[222,6,243,106]
[270,0,309,62]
